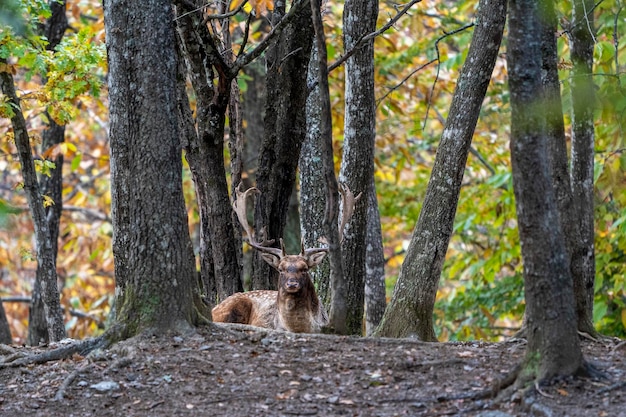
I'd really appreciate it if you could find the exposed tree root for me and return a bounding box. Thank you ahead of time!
[0,324,131,369]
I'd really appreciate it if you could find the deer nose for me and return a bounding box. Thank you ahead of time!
[285,278,300,290]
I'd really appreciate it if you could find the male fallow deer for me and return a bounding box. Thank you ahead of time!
[211,183,360,333]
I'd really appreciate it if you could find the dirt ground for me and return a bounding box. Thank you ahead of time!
[0,325,625,417]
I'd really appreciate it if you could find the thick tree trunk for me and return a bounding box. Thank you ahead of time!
[508,0,586,382]
[338,0,379,335]
[570,0,597,328]
[104,0,208,334]
[174,1,242,303]
[252,0,314,290]
[364,178,386,336]
[374,0,506,340]
[0,64,66,344]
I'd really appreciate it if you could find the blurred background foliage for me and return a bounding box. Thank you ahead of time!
[1,0,625,343]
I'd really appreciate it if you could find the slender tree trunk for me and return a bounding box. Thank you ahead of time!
[507,0,588,384]
[28,0,69,346]
[364,178,386,336]
[0,301,12,344]
[241,59,266,289]
[104,0,208,334]
[540,0,596,335]
[310,0,346,334]
[338,0,379,335]
[570,0,597,326]
[174,1,242,303]
[0,64,66,344]
[301,43,332,307]
[252,0,314,290]
[374,0,507,340]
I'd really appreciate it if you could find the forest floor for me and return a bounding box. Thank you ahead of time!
[0,324,625,417]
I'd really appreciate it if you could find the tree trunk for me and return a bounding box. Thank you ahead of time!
[310,0,347,334]
[241,59,266,290]
[0,64,66,344]
[28,0,69,346]
[364,178,386,336]
[570,0,597,328]
[251,0,314,290]
[507,0,586,382]
[540,0,596,335]
[338,0,379,335]
[0,301,12,344]
[174,1,242,303]
[104,0,208,334]
[374,0,507,340]
[301,42,332,307]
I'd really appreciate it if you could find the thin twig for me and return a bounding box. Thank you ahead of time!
[55,361,92,400]
[328,0,424,72]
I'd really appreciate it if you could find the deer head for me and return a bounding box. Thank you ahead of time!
[232,183,361,290]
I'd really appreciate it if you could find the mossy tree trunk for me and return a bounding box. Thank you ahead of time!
[104,0,208,335]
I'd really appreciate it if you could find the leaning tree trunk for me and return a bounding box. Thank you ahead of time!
[570,0,597,328]
[251,0,314,290]
[104,0,208,334]
[338,0,379,335]
[507,0,587,384]
[0,65,66,344]
[374,0,507,340]
[28,0,69,346]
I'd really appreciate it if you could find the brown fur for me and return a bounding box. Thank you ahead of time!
[212,257,329,333]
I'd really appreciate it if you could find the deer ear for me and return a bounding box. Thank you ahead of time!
[260,253,281,269]
[306,251,327,268]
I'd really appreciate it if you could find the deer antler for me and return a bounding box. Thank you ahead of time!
[233,183,285,258]
[338,182,362,243]
[301,183,362,257]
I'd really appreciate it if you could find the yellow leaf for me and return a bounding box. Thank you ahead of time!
[230,0,245,10]
[557,388,569,396]
[621,309,626,330]
[43,195,55,207]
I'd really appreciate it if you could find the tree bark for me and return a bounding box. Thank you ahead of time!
[540,0,596,335]
[174,1,242,303]
[338,0,379,335]
[570,0,597,328]
[0,301,12,344]
[104,0,208,334]
[0,64,67,344]
[364,178,386,336]
[251,0,314,290]
[310,0,346,334]
[374,0,506,340]
[507,0,586,382]
[301,42,332,307]
[28,0,69,346]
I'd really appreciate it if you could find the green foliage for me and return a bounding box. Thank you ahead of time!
[0,0,105,124]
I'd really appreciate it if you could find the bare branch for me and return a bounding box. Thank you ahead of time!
[328,0,423,73]
[232,0,311,74]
